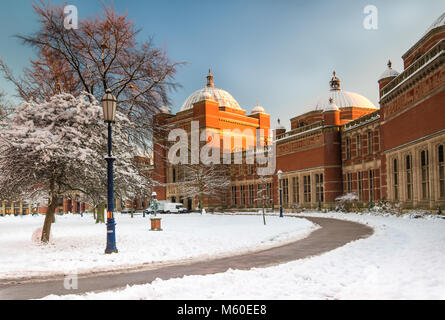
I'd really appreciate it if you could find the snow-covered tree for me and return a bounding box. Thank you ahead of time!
[0,92,150,243]
[177,164,230,212]
[0,92,10,126]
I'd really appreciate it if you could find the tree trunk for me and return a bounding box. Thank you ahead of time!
[41,194,58,243]
[199,194,203,214]
[93,207,96,220]
[262,199,266,226]
[96,203,105,223]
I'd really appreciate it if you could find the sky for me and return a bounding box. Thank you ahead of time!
[0,0,444,129]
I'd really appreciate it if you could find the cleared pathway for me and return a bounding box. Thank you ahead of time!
[0,216,373,300]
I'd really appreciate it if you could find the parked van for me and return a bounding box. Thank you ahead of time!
[144,201,187,214]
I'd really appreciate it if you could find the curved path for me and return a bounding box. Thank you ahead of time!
[0,216,373,300]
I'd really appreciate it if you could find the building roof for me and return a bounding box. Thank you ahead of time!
[180,70,242,111]
[423,12,445,36]
[251,102,266,114]
[299,72,377,113]
[403,12,445,59]
[312,71,377,111]
[379,60,400,81]
[275,118,285,130]
[314,90,376,110]
[324,98,339,112]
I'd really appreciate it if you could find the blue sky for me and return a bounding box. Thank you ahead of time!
[0,0,444,128]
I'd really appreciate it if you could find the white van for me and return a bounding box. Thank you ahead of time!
[144,201,186,214]
[162,202,187,213]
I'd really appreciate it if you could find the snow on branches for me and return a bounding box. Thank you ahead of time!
[0,92,150,205]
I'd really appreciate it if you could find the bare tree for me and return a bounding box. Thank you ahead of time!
[255,174,273,225]
[1,1,183,152]
[177,164,230,212]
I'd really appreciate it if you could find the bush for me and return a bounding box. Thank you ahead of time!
[335,193,359,212]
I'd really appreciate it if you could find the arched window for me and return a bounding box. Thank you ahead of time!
[439,145,444,199]
[406,155,412,200]
[421,150,429,200]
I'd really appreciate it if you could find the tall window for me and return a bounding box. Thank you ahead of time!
[357,135,362,157]
[292,177,300,203]
[347,173,352,193]
[421,150,429,200]
[248,184,254,205]
[439,145,444,198]
[393,158,399,201]
[368,131,373,155]
[358,172,363,200]
[232,186,237,205]
[369,170,374,201]
[315,174,324,202]
[172,167,176,183]
[406,155,412,200]
[281,179,289,205]
[346,138,351,160]
[266,183,272,204]
[178,166,184,182]
[240,185,246,205]
[304,175,311,203]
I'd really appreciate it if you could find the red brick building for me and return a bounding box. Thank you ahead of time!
[153,70,271,210]
[154,14,445,212]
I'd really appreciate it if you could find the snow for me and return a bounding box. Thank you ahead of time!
[46,211,445,300]
[0,213,316,280]
[335,193,359,202]
[0,92,149,205]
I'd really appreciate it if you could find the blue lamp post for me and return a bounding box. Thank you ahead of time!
[102,89,118,254]
[277,170,283,218]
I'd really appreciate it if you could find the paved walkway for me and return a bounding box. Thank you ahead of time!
[0,216,373,300]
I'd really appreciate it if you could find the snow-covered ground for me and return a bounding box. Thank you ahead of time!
[46,211,445,300]
[0,213,316,280]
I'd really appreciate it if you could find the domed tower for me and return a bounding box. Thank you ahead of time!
[312,71,377,111]
[378,60,399,98]
[251,101,266,115]
[323,98,340,126]
[274,119,286,136]
[180,69,242,112]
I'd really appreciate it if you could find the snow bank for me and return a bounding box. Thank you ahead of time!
[47,211,445,300]
[0,213,316,280]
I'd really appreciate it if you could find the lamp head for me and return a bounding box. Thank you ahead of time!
[102,88,117,122]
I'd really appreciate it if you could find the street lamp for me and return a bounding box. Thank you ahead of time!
[277,170,283,218]
[102,89,118,254]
